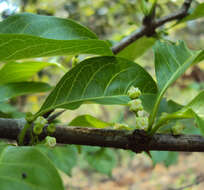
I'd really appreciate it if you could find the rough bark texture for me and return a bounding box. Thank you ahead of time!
[1,118,204,152]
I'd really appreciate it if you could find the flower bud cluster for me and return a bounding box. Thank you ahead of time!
[33,116,47,135]
[127,86,148,131]
[127,86,142,99]
[128,99,143,112]
[45,136,56,147]
[135,117,148,131]
[47,123,56,133]
[25,112,34,123]
[127,86,143,112]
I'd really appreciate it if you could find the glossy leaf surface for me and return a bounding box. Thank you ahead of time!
[0,146,64,190]
[37,56,157,116]
[0,13,112,61]
[149,41,204,125]
[37,145,78,176]
[69,114,111,128]
[0,61,60,84]
[0,82,51,101]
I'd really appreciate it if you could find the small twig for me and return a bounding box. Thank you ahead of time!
[154,0,193,28]
[112,0,193,54]
[43,109,54,118]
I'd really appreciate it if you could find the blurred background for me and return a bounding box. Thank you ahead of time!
[0,0,204,189]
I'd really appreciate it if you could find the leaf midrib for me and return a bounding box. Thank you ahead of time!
[37,94,129,117]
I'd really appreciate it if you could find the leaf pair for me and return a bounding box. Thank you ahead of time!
[0,13,112,102]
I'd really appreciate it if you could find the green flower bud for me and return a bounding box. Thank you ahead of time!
[172,123,185,135]
[33,124,43,135]
[25,112,34,123]
[35,116,47,126]
[114,123,130,130]
[135,117,148,131]
[128,99,143,112]
[47,123,56,133]
[45,136,56,147]
[127,86,141,99]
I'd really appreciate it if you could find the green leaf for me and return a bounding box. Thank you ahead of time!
[167,90,204,119]
[181,90,204,117]
[169,91,204,135]
[0,13,112,61]
[0,82,52,101]
[69,114,111,128]
[0,146,64,190]
[150,151,178,167]
[154,91,204,133]
[181,3,204,22]
[0,13,97,39]
[37,145,78,176]
[83,147,117,176]
[117,37,156,60]
[0,102,17,114]
[0,34,112,61]
[36,56,157,117]
[149,41,204,126]
[140,94,182,115]
[0,102,25,118]
[0,61,60,85]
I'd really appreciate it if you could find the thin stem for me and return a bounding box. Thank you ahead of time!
[149,114,193,136]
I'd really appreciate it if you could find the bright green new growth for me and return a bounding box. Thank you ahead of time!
[34,116,48,126]
[128,99,143,112]
[127,86,142,99]
[127,86,143,113]
[25,112,34,123]
[33,116,47,135]
[127,86,149,130]
[33,124,43,135]
[135,117,149,131]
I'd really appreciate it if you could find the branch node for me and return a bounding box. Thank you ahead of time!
[129,129,152,153]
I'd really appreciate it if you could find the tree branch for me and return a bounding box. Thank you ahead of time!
[112,0,193,54]
[0,0,198,153]
[1,118,204,152]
